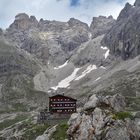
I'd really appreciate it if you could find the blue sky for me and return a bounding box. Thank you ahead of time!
[70,0,80,6]
[0,0,135,29]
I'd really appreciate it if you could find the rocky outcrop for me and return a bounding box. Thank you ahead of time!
[36,125,57,140]
[90,16,115,39]
[83,94,126,112]
[68,18,89,30]
[103,0,140,60]
[134,0,140,6]
[67,94,140,140]
[0,40,47,112]
[8,13,38,30]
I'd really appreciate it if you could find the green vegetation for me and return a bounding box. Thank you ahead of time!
[113,111,133,120]
[0,114,27,130]
[52,121,69,140]
[22,122,49,140]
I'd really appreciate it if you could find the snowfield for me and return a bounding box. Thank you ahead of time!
[51,68,81,90]
[75,65,97,81]
[95,77,101,81]
[51,64,101,90]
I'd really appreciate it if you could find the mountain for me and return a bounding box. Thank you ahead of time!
[0,0,140,139]
[103,0,140,60]
[90,15,115,39]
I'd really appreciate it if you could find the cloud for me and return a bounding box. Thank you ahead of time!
[0,0,135,29]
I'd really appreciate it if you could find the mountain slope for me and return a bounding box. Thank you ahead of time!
[103,0,140,59]
[0,40,49,112]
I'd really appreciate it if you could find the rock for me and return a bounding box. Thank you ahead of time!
[105,118,140,140]
[67,94,139,140]
[0,28,3,36]
[134,0,140,6]
[68,18,89,30]
[68,113,80,125]
[6,13,90,65]
[135,118,140,132]
[84,94,126,112]
[103,0,140,60]
[67,113,82,135]
[135,112,140,118]
[92,108,110,136]
[107,94,126,112]
[67,113,93,140]
[36,125,57,140]
[105,123,130,140]
[90,16,115,39]
[83,94,100,110]
[70,35,109,66]
[9,13,38,30]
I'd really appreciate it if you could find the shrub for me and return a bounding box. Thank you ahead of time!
[113,111,133,120]
[52,122,69,140]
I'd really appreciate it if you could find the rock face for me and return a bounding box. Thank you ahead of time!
[103,1,140,60]
[36,125,57,140]
[0,28,3,36]
[0,40,49,111]
[90,16,115,39]
[5,13,90,65]
[8,13,38,30]
[83,94,126,112]
[134,0,140,6]
[67,94,140,140]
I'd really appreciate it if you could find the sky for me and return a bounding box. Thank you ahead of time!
[0,0,135,29]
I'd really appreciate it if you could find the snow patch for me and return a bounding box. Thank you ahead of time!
[75,65,97,81]
[101,46,108,50]
[100,66,106,69]
[88,33,92,40]
[95,77,101,81]
[105,49,110,59]
[101,46,110,59]
[54,60,68,69]
[51,68,80,90]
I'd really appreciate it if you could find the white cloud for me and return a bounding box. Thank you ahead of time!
[0,0,135,29]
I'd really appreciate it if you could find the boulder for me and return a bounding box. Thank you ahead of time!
[36,125,57,140]
[83,94,100,110]
[105,94,126,112]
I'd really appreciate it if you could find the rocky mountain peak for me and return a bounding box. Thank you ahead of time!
[103,0,140,60]
[90,15,115,39]
[8,13,38,30]
[68,18,89,29]
[134,0,140,6]
[117,2,133,21]
[15,13,29,20]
